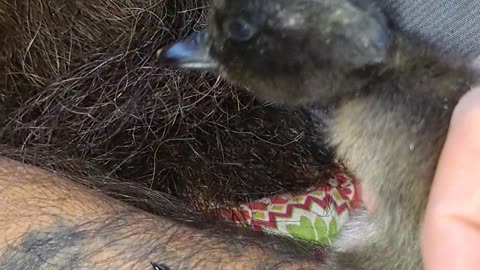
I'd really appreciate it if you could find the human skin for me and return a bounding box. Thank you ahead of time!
[0,157,320,270]
[422,86,480,270]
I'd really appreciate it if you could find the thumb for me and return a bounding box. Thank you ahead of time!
[422,87,480,270]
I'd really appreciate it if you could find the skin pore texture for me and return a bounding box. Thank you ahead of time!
[0,157,322,270]
[0,158,321,270]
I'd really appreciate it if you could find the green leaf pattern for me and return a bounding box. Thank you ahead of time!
[286,216,339,246]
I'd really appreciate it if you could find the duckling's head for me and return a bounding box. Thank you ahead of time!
[158,0,391,105]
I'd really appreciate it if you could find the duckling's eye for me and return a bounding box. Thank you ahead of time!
[223,18,255,42]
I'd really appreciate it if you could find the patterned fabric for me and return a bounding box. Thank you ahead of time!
[213,169,360,246]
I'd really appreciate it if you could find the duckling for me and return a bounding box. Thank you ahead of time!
[158,0,476,269]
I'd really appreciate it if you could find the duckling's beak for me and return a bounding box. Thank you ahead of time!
[157,31,218,70]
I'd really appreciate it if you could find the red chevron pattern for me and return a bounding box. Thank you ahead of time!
[214,168,360,233]
[251,190,355,229]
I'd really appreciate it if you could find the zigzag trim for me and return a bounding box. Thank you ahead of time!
[251,192,354,229]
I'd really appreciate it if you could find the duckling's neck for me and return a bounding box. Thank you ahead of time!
[348,33,475,103]
[383,34,458,75]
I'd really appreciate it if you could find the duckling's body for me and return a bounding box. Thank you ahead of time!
[158,0,476,269]
[324,37,473,269]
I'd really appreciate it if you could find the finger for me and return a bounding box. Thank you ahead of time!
[422,87,480,270]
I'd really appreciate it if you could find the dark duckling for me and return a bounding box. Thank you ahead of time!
[158,0,477,269]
